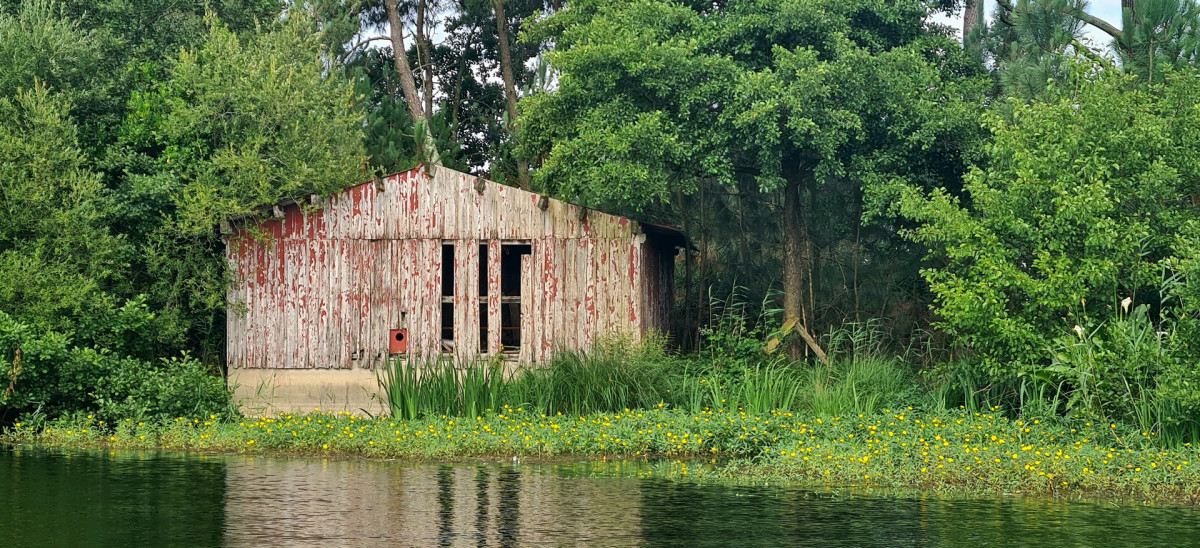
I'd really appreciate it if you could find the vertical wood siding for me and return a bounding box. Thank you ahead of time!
[226,166,676,369]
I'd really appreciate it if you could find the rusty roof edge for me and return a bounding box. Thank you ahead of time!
[223,196,306,227]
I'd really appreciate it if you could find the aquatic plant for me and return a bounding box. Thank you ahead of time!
[11,405,1200,503]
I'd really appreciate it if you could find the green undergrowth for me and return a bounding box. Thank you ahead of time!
[378,337,921,421]
[7,406,1200,504]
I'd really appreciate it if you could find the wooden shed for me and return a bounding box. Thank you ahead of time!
[224,165,682,414]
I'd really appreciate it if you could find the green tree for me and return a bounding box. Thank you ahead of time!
[896,60,1200,379]
[0,0,282,156]
[0,0,99,97]
[320,0,549,179]
[986,0,1200,88]
[984,0,1090,99]
[1115,0,1200,82]
[0,85,128,341]
[522,0,985,353]
[110,14,365,360]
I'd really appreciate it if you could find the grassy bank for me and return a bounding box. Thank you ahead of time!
[6,406,1200,504]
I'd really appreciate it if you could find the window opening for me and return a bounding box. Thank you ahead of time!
[441,243,455,298]
[441,242,455,353]
[479,244,489,353]
[479,244,489,297]
[479,303,489,353]
[500,243,531,353]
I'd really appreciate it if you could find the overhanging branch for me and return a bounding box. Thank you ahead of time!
[994,0,1124,45]
[336,36,392,66]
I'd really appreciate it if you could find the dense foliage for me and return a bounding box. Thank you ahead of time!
[0,1,360,421]
[893,62,1200,430]
[520,0,986,347]
[3,0,1200,446]
[0,311,231,422]
[899,64,1200,371]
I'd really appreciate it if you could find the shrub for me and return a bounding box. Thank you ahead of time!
[91,354,233,423]
[0,310,232,424]
[1045,299,1200,444]
[897,65,1200,379]
[698,287,780,372]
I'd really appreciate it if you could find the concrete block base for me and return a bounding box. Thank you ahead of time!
[229,368,386,417]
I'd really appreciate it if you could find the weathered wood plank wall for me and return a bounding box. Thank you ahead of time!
[226,166,675,370]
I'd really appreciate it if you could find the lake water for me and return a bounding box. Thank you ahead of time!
[2,446,1197,547]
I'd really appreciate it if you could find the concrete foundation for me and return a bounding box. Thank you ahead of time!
[229,368,386,417]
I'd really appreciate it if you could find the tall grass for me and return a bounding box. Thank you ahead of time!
[673,363,804,415]
[378,356,508,420]
[374,307,1200,450]
[371,319,977,427]
[378,341,679,419]
[794,321,919,416]
[802,355,914,416]
[506,343,674,416]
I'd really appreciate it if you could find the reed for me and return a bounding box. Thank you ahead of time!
[378,356,510,420]
[505,344,673,416]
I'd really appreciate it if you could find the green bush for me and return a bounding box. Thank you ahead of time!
[91,354,233,423]
[697,287,781,372]
[0,310,232,424]
[1045,300,1200,444]
[897,64,1200,379]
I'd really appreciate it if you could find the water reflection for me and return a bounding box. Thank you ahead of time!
[0,447,226,547]
[3,447,1199,547]
[213,455,649,546]
[496,466,519,548]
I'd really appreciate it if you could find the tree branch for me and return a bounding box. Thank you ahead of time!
[1074,9,1124,42]
[994,0,1123,43]
[336,36,392,66]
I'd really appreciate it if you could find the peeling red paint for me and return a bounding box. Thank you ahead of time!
[225,166,678,371]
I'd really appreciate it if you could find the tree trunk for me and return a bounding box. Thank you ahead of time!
[1123,0,1137,45]
[450,34,469,143]
[782,169,827,363]
[802,178,815,335]
[963,0,981,41]
[385,0,441,165]
[416,0,434,118]
[698,183,709,347]
[385,0,424,124]
[493,0,531,189]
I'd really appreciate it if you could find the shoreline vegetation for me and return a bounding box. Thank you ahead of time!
[7,406,1200,505]
[8,338,1200,505]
